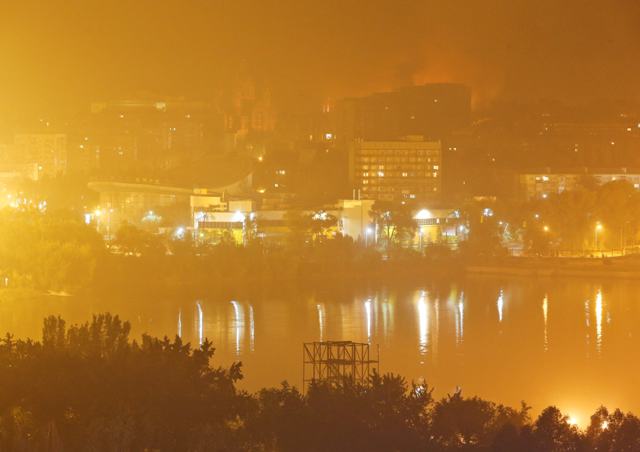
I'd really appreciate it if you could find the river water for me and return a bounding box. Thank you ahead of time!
[2,276,640,425]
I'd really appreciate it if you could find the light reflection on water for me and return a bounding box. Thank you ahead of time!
[595,289,603,356]
[364,299,373,343]
[196,301,203,346]
[455,291,464,347]
[542,294,548,352]
[1,278,636,418]
[229,300,244,356]
[416,291,429,359]
[316,303,325,342]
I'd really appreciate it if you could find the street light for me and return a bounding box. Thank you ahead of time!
[595,222,603,251]
[543,225,550,233]
[365,226,373,247]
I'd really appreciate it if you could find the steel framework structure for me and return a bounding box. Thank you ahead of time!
[303,341,379,392]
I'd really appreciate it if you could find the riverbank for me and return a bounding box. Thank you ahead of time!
[466,255,640,279]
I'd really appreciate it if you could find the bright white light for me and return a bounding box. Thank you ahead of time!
[143,210,160,222]
[456,293,464,345]
[595,290,603,354]
[417,292,428,355]
[230,301,244,355]
[317,304,325,342]
[497,289,504,323]
[196,302,204,346]
[232,211,246,222]
[543,295,548,352]
[364,299,372,343]
[414,209,433,220]
[249,304,255,352]
[312,211,328,221]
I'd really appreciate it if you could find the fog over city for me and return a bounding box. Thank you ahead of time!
[2,1,640,450]
[2,0,640,115]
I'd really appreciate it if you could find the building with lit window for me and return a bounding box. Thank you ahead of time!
[10,133,67,179]
[412,208,466,248]
[518,168,640,200]
[335,83,471,143]
[88,174,252,238]
[191,190,255,244]
[349,137,442,202]
[72,98,216,176]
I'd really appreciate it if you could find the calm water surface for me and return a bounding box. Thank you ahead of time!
[2,277,640,425]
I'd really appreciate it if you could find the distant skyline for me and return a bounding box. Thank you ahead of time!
[2,0,640,116]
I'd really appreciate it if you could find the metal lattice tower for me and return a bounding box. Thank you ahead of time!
[303,341,379,392]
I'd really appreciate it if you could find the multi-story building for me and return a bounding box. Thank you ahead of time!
[87,173,252,238]
[11,133,67,179]
[349,137,442,202]
[87,181,193,238]
[71,98,217,176]
[334,83,471,143]
[518,168,640,200]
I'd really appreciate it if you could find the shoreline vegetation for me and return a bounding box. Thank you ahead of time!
[0,312,634,451]
[5,209,640,296]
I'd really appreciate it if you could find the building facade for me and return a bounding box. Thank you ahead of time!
[335,83,471,143]
[12,133,67,179]
[349,138,442,202]
[519,169,640,200]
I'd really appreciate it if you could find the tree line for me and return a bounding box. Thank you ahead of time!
[498,180,640,255]
[0,209,459,293]
[0,313,636,451]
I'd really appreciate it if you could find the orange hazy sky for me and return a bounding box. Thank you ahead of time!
[1,0,639,114]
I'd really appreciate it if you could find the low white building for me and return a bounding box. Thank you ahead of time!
[519,169,640,200]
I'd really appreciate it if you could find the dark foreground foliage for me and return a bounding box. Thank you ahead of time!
[0,314,637,451]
